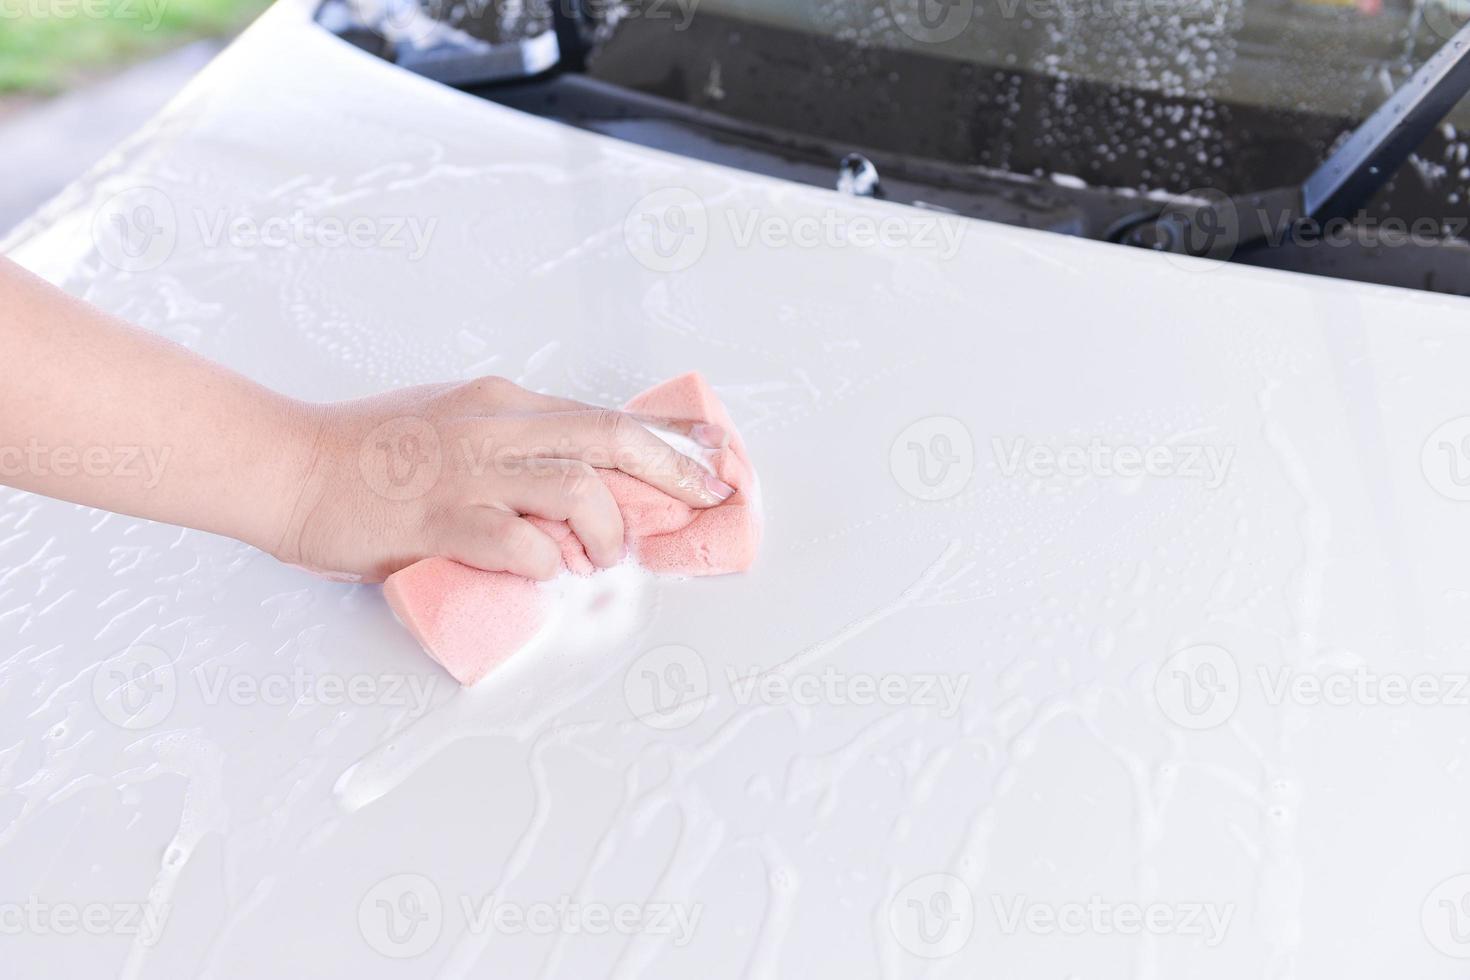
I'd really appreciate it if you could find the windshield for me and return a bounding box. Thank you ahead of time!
[671,0,1426,114]
[318,0,1470,293]
[584,0,1461,202]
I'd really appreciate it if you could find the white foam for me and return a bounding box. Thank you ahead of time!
[335,562,656,812]
[645,423,718,475]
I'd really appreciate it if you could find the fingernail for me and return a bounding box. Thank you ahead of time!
[704,474,735,502]
[692,423,727,449]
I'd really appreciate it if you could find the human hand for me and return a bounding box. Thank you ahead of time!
[270,377,733,583]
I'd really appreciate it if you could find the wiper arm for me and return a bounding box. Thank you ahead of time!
[1115,22,1470,257]
[316,0,594,87]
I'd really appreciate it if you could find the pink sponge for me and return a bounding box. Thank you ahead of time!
[383,372,761,686]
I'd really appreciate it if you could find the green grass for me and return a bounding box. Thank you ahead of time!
[0,0,271,96]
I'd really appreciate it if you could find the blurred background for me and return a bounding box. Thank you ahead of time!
[0,0,270,234]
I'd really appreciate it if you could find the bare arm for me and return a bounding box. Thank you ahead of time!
[0,256,732,582]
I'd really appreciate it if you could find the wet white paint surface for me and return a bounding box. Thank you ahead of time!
[4,3,1470,976]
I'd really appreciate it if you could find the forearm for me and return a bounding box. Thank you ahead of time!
[0,257,318,552]
[0,256,726,583]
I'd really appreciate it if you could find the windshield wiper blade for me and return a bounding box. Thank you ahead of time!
[1115,22,1470,258]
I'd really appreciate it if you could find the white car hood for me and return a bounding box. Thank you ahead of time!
[5,3,1470,977]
